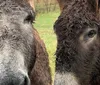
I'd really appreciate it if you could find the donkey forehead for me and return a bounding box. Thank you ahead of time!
[0,0,32,15]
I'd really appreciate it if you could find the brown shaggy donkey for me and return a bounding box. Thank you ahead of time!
[54,0,100,85]
[26,0,52,85]
[30,28,52,85]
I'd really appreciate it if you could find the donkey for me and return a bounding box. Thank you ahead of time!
[0,0,52,85]
[27,1,52,85]
[54,0,100,85]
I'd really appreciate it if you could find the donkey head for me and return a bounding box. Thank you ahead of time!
[0,0,36,85]
[54,0,100,85]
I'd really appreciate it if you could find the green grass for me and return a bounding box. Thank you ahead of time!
[33,11,60,80]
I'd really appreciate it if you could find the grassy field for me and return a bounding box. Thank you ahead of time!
[33,11,60,80]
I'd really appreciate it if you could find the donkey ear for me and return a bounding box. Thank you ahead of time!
[57,0,66,11]
[57,0,72,11]
[27,0,35,11]
[96,0,100,18]
[30,28,52,85]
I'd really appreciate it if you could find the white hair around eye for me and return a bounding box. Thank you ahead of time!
[79,27,98,49]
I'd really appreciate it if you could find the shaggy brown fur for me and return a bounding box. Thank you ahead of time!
[30,28,52,85]
[54,0,100,85]
[27,1,52,85]
[57,0,72,11]
[26,0,52,85]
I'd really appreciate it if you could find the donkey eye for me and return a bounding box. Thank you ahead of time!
[25,14,34,23]
[86,30,97,38]
[24,11,35,23]
[80,29,97,46]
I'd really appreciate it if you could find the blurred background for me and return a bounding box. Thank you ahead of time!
[35,0,59,13]
[33,0,60,80]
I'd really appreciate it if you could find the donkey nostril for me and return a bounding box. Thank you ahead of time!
[24,78,27,85]
[23,76,30,85]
